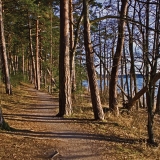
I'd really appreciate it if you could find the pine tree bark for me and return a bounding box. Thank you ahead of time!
[0,0,12,94]
[69,0,76,94]
[109,0,128,116]
[58,0,72,116]
[28,13,36,86]
[35,18,40,90]
[83,0,104,120]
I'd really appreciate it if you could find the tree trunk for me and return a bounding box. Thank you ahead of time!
[127,10,140,108]
[35,18,40,90]
[127,72,160,112]
[123,49,130,98]
[155,0,160,114]
[120,56,125,102]
[69,1,84,97]
[0,0,12,94]
[47,68,56,86]
[103,27,107,92]
[156,81,160,113]
[109,0,128,116]
[99,19,102,94]
[22,47,25,74]
[50,4,53,92]
[146,0,159,145]
[58,0,72,116]
[28,13,36,86]
[83,0,104,120]
[69,0,76,95]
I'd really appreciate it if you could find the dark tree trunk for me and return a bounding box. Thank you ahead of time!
[156,81,160,113]
[127,13,140,109]
[123,49,130,98]
[109,0,128,116]
[28,13,36,86]
[83,0,104,120]
[146,0,160,146]
[50,4,53,92]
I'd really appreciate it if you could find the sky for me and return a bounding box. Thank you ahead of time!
[97,0,106,3]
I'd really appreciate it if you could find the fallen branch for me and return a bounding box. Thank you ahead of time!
[127,72,160,110]
[50,151,59,159]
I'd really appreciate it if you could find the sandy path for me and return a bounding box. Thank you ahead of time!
[12,87,108,160]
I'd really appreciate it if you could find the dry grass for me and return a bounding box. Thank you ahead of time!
[72,92,160,159]
[0,83,59,160]
[0,83,160,160]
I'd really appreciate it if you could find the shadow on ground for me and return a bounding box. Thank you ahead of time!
[3,112,138,145]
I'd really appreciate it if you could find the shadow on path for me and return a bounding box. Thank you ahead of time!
[3,84,143,160]
[3,111,138,145]
[4,127,137,144]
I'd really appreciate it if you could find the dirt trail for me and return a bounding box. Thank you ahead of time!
[28,88,106,160]
[2,86,110,160]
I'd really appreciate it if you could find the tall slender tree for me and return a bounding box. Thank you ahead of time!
[69,1,84,98]
[83,0,104,120]
[69,0,76,94]
[127,1,140,109]
[28,12,36,86]
[145,0,159,145]
[109,0,128,116]
[35,16,41,90]
[0,0,12,94]
[57,0,72,116]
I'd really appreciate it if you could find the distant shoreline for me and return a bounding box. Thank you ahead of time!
[96,74,143,79]
[117,74,143,78]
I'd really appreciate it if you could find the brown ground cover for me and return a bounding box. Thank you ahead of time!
[0,83,160,160]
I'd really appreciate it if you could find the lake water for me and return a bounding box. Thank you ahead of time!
[82,77,159,94]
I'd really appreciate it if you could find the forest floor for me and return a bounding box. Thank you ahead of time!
[0,83,160,160]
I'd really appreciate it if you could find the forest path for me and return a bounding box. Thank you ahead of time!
[2,85,111,160]
[25,87,104,160]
